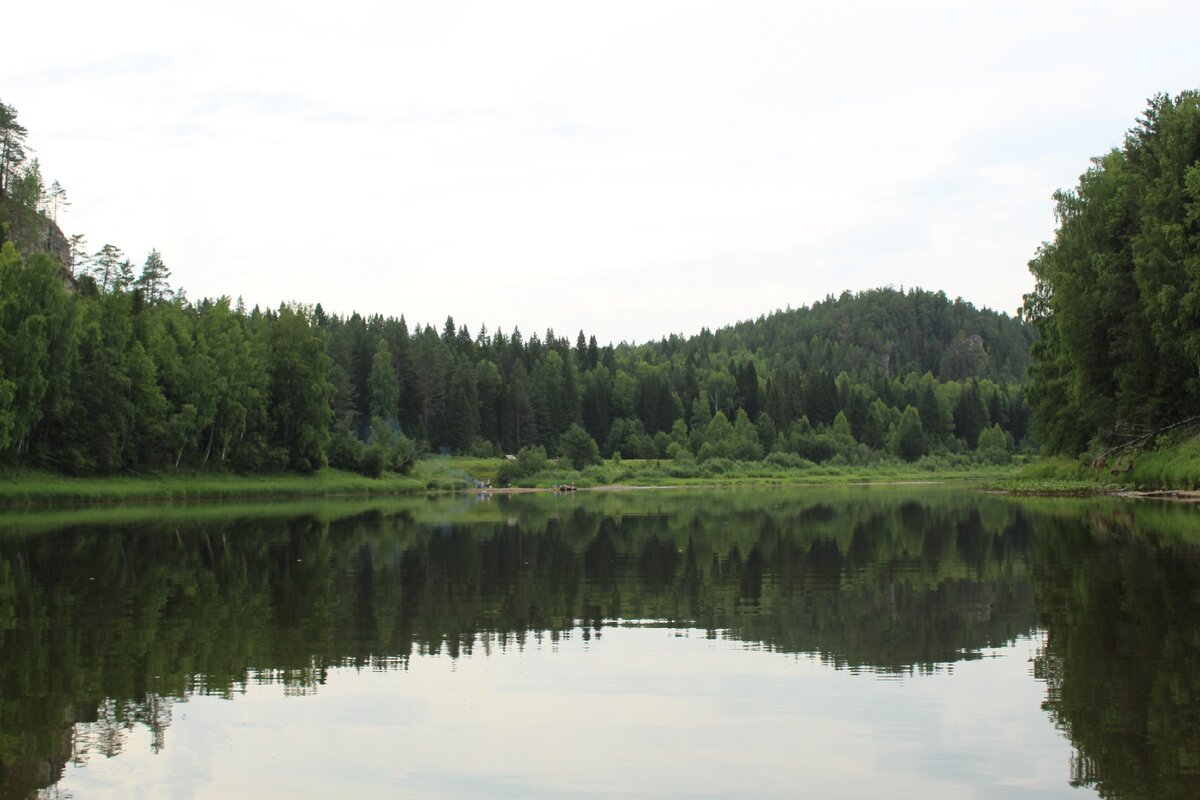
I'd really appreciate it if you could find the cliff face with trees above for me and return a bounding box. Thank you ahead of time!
[0,101,73,284]
[0,197,72,271]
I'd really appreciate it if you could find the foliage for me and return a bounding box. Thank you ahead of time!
[1024,91,1200,454]
[893,406,927,462]
[558,423,602,470]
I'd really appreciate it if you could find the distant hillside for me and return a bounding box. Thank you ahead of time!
[637,287,1033,384]
[311,286,1035,471]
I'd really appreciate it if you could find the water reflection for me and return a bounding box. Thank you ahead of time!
[1030,503,1200,799]
[1,488,1197,798]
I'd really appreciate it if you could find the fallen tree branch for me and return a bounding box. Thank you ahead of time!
[1096,416,1200,461]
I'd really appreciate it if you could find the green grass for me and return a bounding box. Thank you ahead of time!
[992,434,1200,494]
[0,457,1021,509]
[412,456,502,489]
[482,458,1019,489]
[1126,437,1200,490]
[0,468,424,507]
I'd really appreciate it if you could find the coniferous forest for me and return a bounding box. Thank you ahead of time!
[4,92,1200,480]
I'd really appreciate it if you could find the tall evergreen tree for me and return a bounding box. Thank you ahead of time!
[136,249,172,303]
[367,339,399,423]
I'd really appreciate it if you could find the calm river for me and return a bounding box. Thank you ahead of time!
[1,486,1198,798]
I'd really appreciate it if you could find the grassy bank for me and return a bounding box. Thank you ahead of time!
[0,457,1020,509]
[417,455,1020,489]
[989,434,1200,495]
[0,468,425,507]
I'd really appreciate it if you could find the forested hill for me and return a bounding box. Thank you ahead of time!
[635,287,1031,383]
[316,286,1033,468]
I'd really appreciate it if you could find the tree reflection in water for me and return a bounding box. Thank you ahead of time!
[1,488,1197,798]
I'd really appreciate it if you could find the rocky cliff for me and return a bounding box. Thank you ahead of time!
[0,197,75,285]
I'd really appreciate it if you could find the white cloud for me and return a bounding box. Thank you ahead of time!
[6,0,1198,342]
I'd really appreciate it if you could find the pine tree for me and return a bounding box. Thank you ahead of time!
[0,100,28,199]
[136,249,172,303]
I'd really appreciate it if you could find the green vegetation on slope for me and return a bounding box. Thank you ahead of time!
[1009,434,1200,492]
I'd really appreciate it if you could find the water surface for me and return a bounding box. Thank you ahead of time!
[1,487,1197,798]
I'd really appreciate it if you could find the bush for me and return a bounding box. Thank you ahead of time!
[559,424,602,470]
[764,451,811,470]
[391,432,417,475]
[516,445,550,475]
[469,439,499,458]
[667,462,702,478]
[231,442,289,473]
[327,415,365,471]
[492,445,553,486]
[581,464,612,484]
[667,442,694,463]
[494,459,525,487]
[359,445,387,478]
[788,432,837,463]
[366,417,416,476]
[703,457,733,475]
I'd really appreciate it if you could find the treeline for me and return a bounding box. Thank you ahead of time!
[0,95,1035,476]
[0,244,341,474]
[0,240,1034,475]
[317,285,1032,471]
[1024,90,1200,455]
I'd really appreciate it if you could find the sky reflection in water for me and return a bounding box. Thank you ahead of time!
[59,629,1072,800]
[3,487,1198,798]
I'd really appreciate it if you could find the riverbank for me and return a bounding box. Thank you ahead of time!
[0,468,426,507]
[985,435,1200,496]
[0,459,1021,509]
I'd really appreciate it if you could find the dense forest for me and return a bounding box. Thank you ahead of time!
[1,98,1033,478]
[1023,90,1200,456]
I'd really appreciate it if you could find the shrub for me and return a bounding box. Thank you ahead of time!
[516,445,550,475]
[559,424,602,470]
[469,439,499,458]
[359,445,387,478]
[764,451,811,470]
[581,464,612,483]
[703,457,733,475]
[494,459,525,487]
[667,462,702,478]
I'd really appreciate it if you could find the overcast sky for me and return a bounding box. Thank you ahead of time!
[6,1,1198,343]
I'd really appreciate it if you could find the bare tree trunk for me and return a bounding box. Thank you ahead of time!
[202,425,215,467]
